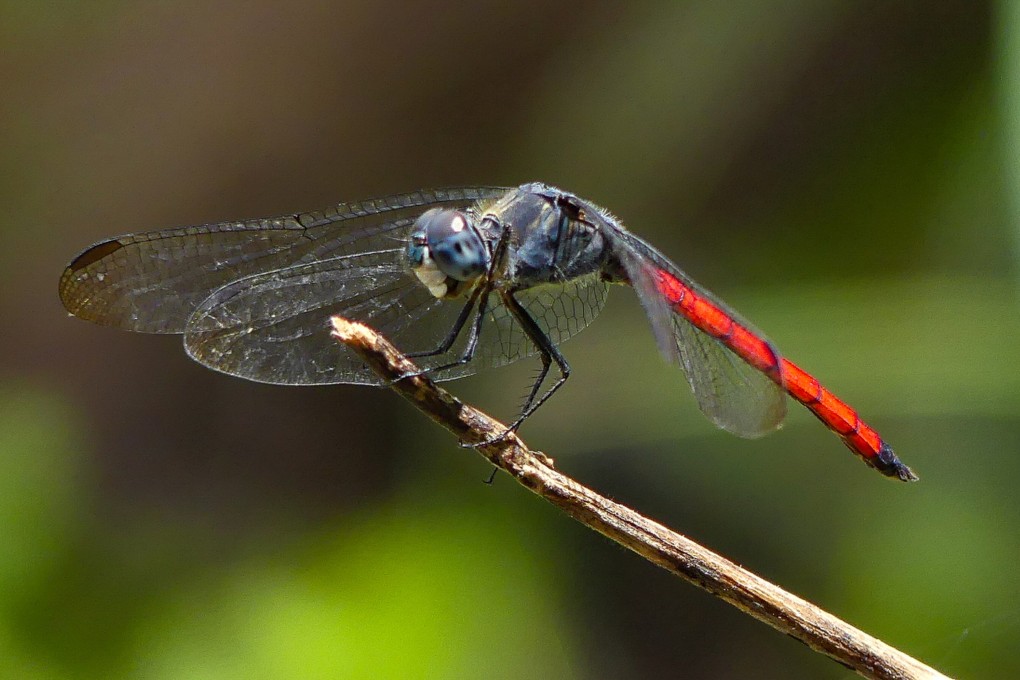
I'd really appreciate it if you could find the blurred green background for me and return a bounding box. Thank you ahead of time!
[2,1,1018,678]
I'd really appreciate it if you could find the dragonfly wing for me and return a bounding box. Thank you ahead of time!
[59,187,508,333]
[185,249,452,385]
[668,310,787,438]
[615,234,787,439]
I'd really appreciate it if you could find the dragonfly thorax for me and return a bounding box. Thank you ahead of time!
[407,208,490,299]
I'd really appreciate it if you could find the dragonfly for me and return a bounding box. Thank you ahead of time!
[59,182,916,481]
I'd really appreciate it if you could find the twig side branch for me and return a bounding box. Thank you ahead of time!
[329,316,949,680]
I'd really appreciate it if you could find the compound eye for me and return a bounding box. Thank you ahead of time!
[420,210,487,281]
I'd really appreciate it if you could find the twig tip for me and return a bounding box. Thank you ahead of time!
[330,315,364,342]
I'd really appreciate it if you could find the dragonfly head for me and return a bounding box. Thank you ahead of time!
[422,209,488,281]
[407,208,489,298]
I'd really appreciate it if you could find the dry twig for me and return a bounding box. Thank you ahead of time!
[329,316,949,680]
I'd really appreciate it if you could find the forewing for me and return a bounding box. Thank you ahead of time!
[614,232,787,439]
[183,249,445,385]
[59,187,508,333]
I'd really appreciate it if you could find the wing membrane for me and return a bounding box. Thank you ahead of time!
[184,249,442,385]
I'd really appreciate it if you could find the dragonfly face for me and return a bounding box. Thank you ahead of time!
[407,208,490,299]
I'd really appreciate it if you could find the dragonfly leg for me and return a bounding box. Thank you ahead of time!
[394,287,492,381]
[465,288,571,447]
[404,286,482,360]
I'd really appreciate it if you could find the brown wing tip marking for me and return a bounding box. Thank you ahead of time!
[66,239,124,272]
[59,239,125,316]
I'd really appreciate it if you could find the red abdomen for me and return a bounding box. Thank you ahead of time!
[654,269,916,481]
